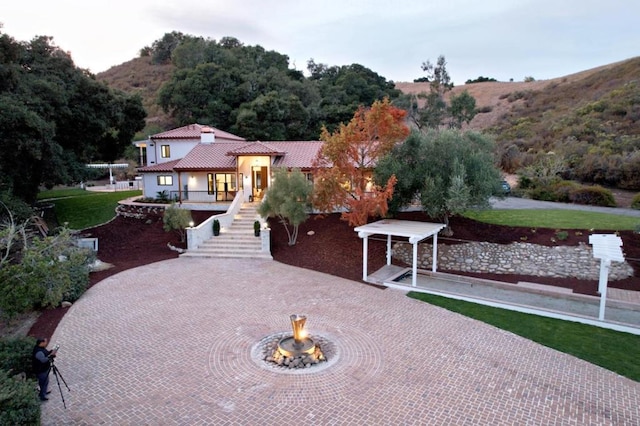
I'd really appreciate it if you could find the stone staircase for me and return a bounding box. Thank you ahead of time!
[182,203,272,260]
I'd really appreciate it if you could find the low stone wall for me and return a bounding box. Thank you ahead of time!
[392,241,633,281]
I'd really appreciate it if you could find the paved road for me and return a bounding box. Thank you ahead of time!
[491,196,640,217]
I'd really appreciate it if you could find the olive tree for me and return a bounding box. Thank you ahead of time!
[257,168,312,245]
[375,129,503,235]
[162,203,193,243]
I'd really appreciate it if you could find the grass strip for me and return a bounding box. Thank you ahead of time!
[408,292,640,382]
[465,209,639,230]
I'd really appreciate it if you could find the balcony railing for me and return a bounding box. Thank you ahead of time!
[169,190,237,203]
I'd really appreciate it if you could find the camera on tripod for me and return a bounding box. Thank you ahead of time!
[48,344,59,361]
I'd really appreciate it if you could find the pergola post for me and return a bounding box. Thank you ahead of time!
[589,234,625,322]
[386,234,392,265]
[598,259,611,321]
[360,232,369,282]
[412,240,418,287]
[432,233,439,272]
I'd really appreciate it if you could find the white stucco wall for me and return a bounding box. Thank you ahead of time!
[147,139,199,166]
[142,174,179,198]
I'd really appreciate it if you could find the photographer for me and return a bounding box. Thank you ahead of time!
[32,337,58,402]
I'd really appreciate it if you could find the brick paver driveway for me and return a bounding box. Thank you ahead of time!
[43,258,640,425]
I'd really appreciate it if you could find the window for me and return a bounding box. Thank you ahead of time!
[157,175,173,186]
[214,173,237,201]
[207,173,214,195]
[160,145,170,158]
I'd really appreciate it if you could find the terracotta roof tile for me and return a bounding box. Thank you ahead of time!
[227,141,285,155]
[269,141,323,168]
[138,139,324,172]
[151,124,245,141]
[137,159,181,173]
[173,143,243,170]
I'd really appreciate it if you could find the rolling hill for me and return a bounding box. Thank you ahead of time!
[97,55,640,189]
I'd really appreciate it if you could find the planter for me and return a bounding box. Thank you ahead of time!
[213,219,220,236]
[254,220,261,237]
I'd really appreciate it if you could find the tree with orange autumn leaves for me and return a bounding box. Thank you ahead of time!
[312,98,410,226]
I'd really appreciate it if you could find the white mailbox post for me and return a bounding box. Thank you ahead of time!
[588,234,625,321]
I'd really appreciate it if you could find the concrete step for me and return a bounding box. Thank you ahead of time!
[184,202,269,260]
[181,252,272,260]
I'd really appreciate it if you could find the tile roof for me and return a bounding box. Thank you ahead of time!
[270,141,323,168]
[151,124,246,141]
[171,141,324,171]
[226,141,285,156]
[137,159,181,173]
[173,143,244,170]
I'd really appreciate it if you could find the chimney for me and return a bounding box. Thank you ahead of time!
[201,126,215,144]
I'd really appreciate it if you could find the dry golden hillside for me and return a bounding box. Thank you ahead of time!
[394,59,632,131]
[97,56,175,127]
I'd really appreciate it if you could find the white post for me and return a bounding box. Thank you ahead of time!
[432,233,439,272]
[598,259,610,321]
[362,235,369,282]
[386,234,392,265]
[412,241,418,287]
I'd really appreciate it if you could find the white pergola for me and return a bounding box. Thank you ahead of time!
[86,163,130,185]
[589,234,625,321]
[354,219,446,287]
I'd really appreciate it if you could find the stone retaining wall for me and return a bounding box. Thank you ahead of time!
[392,241,633,280]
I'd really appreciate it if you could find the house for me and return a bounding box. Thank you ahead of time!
[136,124,323,207]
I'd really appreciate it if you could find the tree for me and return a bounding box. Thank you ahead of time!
[162,203,193,243]
[0,30,146,203]
[308,60,402,133]
[312,98,410,226]
[257,168,312,245]
[448,90,477,129]
[375,130,503,235]
[0,217,93,318]
[406,55,478,130]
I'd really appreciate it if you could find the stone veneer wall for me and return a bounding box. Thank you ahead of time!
[392,241,633,280]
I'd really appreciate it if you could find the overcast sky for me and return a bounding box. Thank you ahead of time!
[3,0,639,84]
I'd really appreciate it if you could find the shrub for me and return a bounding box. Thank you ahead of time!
[156,190,170,202]
[0,369,40,425]
[569,185,616,207]
[162,203,193,242]
[0,337,36,376]
[62,248,95,302]
[631,193,640,210]
[555,230,569,241]
[0,229,93,318]
[551,180,581,202]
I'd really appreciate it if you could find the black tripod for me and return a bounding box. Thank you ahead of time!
[49,358,71,409]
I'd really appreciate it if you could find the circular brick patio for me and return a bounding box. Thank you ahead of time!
[42,258,640,425]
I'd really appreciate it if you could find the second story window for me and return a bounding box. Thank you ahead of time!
[161,145,170,158]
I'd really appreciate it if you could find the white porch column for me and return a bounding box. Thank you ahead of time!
[432,233,439,272]
[386,234,392,265]
[359,232,369,282]
[412,241,418,287]
[598,259,611,321]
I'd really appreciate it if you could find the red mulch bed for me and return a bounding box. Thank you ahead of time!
[28,209,640,338]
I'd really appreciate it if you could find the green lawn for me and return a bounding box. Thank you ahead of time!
[37,188,96,200]
[465,209,639,230]
[408,292,640,382]
[46,190,142,229]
